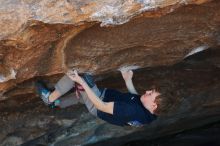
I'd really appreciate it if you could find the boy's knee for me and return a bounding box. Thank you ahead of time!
[82,74,95,88]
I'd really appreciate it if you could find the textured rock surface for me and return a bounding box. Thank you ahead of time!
[0,48,220,146]
[0,0,220,145]
[1,0,219,98]
[0,0,212,39]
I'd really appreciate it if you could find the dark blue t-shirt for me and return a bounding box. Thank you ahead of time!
[97,89,157,126]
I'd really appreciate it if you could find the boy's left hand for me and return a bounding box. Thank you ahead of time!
[121,70,133,81]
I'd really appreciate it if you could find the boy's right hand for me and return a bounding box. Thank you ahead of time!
[121,70,133,81]
[66,70,84,84]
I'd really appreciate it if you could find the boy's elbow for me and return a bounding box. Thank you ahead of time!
[99,102,114,115]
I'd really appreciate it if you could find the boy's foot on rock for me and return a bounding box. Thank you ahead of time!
[35,81,51,105]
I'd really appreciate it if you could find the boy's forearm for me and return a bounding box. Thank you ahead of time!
[80,80,113,114]
[125,79,138,94]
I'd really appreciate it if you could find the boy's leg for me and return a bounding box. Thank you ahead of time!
[53,73,106,111]
[37,73,106,112]
[77,74,106,116]
[78,86,106,116]
[50,73,103,109]
[36,75,75,105]
[49,75,75,102]
[48,90,61,103]
[57,92,83,108]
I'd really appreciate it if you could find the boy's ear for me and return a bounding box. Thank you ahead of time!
[153,103,157,110]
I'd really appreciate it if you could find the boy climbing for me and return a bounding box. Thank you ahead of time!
[36,69,162,127]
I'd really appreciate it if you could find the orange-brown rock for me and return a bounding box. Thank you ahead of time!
[1,0,219,99]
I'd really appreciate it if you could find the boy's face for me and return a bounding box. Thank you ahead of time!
[140,89,160,113]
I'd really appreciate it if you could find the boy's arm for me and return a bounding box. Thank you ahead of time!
[121,70,138,94]
[124,79,138,94]
[67,71,114,115]
[80,80,114,114]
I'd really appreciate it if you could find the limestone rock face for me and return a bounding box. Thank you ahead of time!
[1,0,219,98]
[0,0,220,146]
[0,0,212,39]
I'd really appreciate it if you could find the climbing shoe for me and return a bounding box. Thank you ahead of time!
[35,81,51,105]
